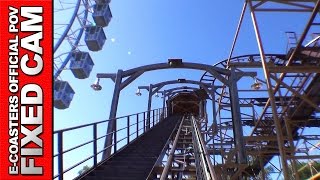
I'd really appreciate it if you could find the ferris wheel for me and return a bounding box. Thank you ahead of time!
[53,0,112,109]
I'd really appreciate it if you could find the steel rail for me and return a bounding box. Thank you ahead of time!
[192,115,219,180]
[160,116,185,180]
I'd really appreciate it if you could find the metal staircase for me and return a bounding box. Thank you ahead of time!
[76,116,181,180]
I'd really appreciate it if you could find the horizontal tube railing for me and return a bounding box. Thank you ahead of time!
[54,107,168,180]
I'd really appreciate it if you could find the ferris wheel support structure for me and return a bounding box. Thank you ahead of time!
[54,0,89,80]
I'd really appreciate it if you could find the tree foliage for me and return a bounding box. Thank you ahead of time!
[256,161,320,180]
[290,161,320,180]
[256,165,274,180]
[78,165,91,175]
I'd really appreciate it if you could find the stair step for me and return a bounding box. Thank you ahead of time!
[101,157,153,163]
[92,167,149,175]
[114,153,161,158]
[101,161,153,168]
[122,147,165,153]
[110,156,158,163]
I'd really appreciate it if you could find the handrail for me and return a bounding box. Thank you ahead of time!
[54,109,163,133]
[53,107,167,180]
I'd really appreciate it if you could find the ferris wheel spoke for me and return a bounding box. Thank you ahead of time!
[54,0,81,53]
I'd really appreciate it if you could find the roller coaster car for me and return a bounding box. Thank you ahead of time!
[69,51,94,79]
[54,80,75,109]
[85,26,106,51]
[93,4,112,27]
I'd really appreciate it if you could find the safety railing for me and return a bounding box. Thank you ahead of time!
[191,115,219,180]
[53,107,167,180]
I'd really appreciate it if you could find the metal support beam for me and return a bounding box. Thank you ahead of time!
[249,1,290,179]
[211,87,218,135]
[227,1,248,67]
[120,71,144,90]
[250,0,320,135]
[162,90,166,118]
[229,68,247,165]
[97,62,230,84]
[146,84,153,130]
[102,70,123,159]
[284,117,300,180]
[287,0,320,63]
[268,66,320,73]
[199,100,204,118]
[269,74,320,111]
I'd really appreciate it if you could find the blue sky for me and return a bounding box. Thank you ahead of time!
[53,0,315,179]
[54,0,309,129]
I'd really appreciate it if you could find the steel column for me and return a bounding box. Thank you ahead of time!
[143,112,146,132]
[229,68,247,164]
[284,117,300,180]
[102,69,123,159]
[210,88,217,135]
[93,124,97,166]
[199,100,203,118]
[58,132,63,180]
[127,116,130,144]
[162,90,166,119]
[146,84,153,130]
[227,1,248,66]
[204,100,208,121]
[136,114,139,138]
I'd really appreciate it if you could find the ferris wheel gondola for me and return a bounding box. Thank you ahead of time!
[53,0,112,109]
